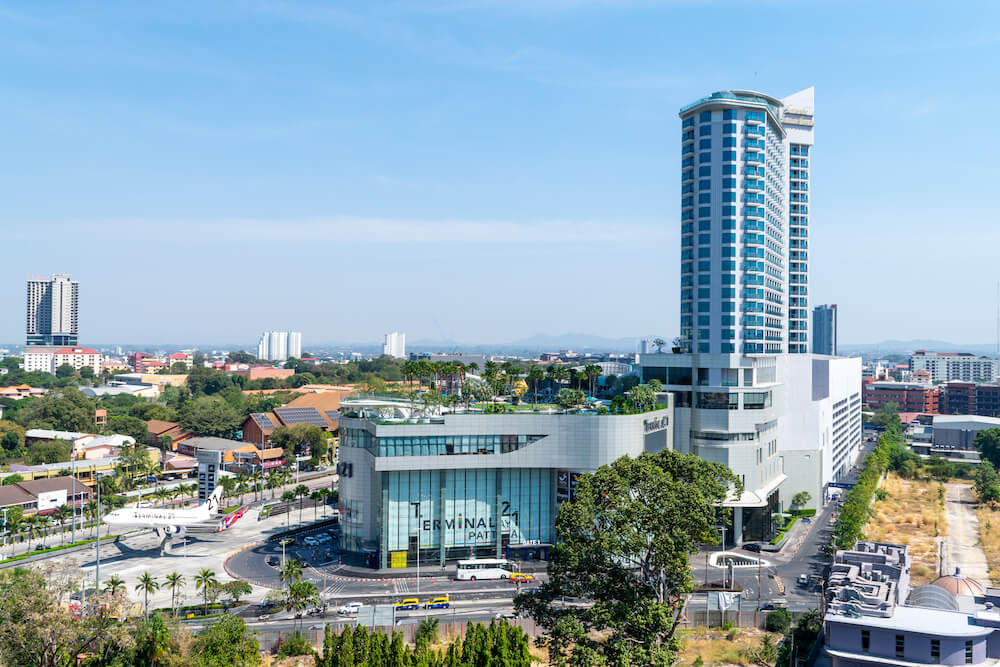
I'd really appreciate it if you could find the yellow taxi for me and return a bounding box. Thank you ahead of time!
[423,596,450,609]
[394,598,420,611]
[510,572,536,583]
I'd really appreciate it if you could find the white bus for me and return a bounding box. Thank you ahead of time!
[455,558,513,581]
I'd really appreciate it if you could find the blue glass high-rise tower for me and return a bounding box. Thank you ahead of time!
[678,88,814,356]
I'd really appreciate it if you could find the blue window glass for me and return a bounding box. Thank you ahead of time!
[698,260,710,272]
[699,111,711,122]
[698,343,710,353]
[722,192,735,202]
[698,315,710,326]
[682,197,693,207]
[722,260,735,270]
[721,288,735,298]
[722,233,735,244]
[723,122,736,134]
[681,288,692,299]
[698,274,710,284]
[682,117,695,128]
[698,247,710,258]
[698,328,710,338]
[699,193,710,204]
[699,138,711,149]
[722,218,735,230]
[698,233,711,244]
[722,205,736,216]
[721,342,735,353]
[682,158,693,167]
[683,169,694,181]
[723,137,736,148]
[682,262,692,273]
[722,301,735,312]
[698,288,710,299]
[699,179,710,189]
[699,206,711,217]
[722,273,735,284]
[723,150,736,161]
[698,220,711,231]
[724,109,736,120]
[699,152,711,163]
[722,246,735,257]
[800,146,809,156]
[722,315,735,325]
[699,125,711,136]
[723,177,736,188]
[698,302,710,312]
[681,316,693,326]
[723,164,736,175]
[699,165,711,176]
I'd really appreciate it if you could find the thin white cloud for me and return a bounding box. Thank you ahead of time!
[14,218,669,243]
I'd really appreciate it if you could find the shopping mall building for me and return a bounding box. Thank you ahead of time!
[336,396,673,569]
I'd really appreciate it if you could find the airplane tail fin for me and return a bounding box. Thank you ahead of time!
[204,485,224,514]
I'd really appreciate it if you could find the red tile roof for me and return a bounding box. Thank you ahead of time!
[54,347,99,354]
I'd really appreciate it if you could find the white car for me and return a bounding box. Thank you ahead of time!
[316,534,332,544]
[338,602,362,615]
[303,536,318,546]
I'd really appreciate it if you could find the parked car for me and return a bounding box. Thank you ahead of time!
[338,602,362,615]
[797,573,810,587]
[423,596,450,609]
[759,600,788,611]
[510,573,536,583]
[258,614,270,621]
[742,543,762,553]
[303,536,318,546]
[394,598,420,611]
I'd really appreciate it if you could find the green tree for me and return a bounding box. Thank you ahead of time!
[27,439,73,464]
[79,366,95,381]
[516,450,740,666]
[178,398,241,438]
[626,383,657,412]
[191,613,261,666]
[221,580,252,605]
[310,489,324,521]
[194,568,218,616]
[555,388,586,411]
[270,423,327,459]
[104,574,126,596]
[976,428,1000,469]
[53,504,72,544]
[136,571,160,620]
[2,473,24,485]
[186,366,235,396]
[227,350,257,365]
[55,363,77,378]
[280,558,303,588]
[584,364,602,396]
[415,616,440,649]
[106,415,150,443]
[294,483,309,527]
[765,607,792,633]
[872,401,902,430]
[0,420,26,453]
[791,491,812,511]
[15,387,97,432]
[281,490,296,528]
[976,461,1000,503]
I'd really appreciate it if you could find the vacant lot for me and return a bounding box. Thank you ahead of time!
[976,505,1000,582]
[865,473,946,585]
[678,627,782,666]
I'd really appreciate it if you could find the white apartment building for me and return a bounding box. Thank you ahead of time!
[383,332,405,359]
[256,331,302,361]
[24,346,101,376]
[910,350,1000,383]
[26,274,79,347]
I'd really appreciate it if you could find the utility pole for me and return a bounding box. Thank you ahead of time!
[756,557,761,626]
[95,474,102,598]
[71,458,76,544]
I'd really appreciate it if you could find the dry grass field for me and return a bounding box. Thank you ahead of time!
[976,505,1000,582]
[865,473,946,585]
[677,627,782,666]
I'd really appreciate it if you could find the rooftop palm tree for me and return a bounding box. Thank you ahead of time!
[104,574,125,596]
[194,568,218,616]
[584,364,602,397]
[165,571,184,618]
[526,366,544,405]
[136,571,159,619]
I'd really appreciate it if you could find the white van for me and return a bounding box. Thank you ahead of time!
[338,602,362,615]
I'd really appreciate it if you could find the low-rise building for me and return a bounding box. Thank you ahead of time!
[24,346,101,375]
[233,366,295,382]
[0,477,91,516]
[922,415,1000,458]
[911,350,1000,383]
[176,436,259,466]
[825,541,1000,667]
[337,395,673,568]
[0,384,48,398]
[863,381,940,413]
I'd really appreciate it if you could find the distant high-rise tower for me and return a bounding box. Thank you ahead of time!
[383,332,405,359]
[812,304,838,356]
[677,88,814,355]
[26,274,79,347]
[256,331,301,361]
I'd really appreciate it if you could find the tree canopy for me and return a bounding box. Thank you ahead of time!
[14,387,97,432]
[516,449,740,666]
[178,398,242,438]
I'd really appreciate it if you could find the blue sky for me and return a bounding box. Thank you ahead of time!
[2,1,999,347]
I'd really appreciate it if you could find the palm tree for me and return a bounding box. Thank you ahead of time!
[280,558,303,589]
[236,474,250,504]
[54,505,72,545]
[310,490,324,522]
[584,364,602,397]
[153,487,170,508]
[194,568,218,616]
[267,471,280,500]
[104,574,125,596]
[281,491,296,529]
[526,366,544,405]
[165,571,184,618]
[219,477,236,510]
[294,484,309,527]
[136,572,159,619]
[84,502,98,537]
[250,470,262,503]
[285,579,319,631]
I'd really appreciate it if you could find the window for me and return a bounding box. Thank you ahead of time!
[930,639,940,664]
[723,136,736,148]
[699,111,711,122]
[699,179,710,190]
[697,368,709,386]
[966,640,973,664]
[697,392,738,410]
[723,177,736,188]
[895,635,905,659]
[723,109,736,120]
[743,391,771,409]
[699,165,711,176]
[699,125,711,136]
[699,138,711,149]
[699,152,711,163]
[698,233,711,244]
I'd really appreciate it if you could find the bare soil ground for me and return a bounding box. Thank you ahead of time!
[864,473,946,585]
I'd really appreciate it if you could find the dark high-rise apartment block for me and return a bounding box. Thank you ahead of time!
[26,274,79,347]
[812,304,837,356]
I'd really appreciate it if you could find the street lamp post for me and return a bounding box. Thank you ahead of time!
[95,473,103,597]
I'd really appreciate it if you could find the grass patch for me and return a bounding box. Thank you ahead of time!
[221,505,243,514]
[2,534,122,563]
[865,473,946,585]
[677,627,782,666]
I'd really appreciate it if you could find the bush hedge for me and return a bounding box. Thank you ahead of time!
[832,427,899,549]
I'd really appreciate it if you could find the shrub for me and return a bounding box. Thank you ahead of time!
[765,607,792,634]
[277,632,313,658]
[875,489,888,501]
